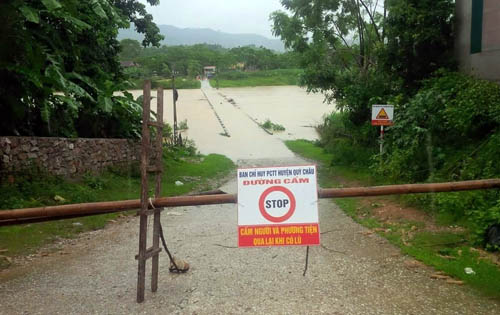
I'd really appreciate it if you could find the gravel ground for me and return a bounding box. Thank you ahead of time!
[1,160,498,314]
[1,85,499,314]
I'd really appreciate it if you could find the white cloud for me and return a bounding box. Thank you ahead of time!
[142,0,284,38]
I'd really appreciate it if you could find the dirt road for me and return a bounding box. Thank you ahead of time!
[1,84,499,314]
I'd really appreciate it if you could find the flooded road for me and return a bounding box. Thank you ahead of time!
[132,81,334,160]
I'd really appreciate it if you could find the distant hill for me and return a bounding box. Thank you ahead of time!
[118,25,285,52]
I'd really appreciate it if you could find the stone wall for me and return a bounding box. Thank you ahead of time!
[0,137,140,177]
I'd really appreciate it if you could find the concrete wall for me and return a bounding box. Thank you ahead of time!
[456,0,500,83]
[0,137,140,178]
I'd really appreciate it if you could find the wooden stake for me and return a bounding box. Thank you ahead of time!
[137,80,151,303]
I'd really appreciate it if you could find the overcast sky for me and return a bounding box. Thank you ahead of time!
[142,0,285,38]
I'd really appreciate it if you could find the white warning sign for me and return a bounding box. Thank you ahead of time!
[237,165,320,247]
[372,105,394,126]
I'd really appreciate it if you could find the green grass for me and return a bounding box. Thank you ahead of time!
[210,69,302,88]
[130,76,201,90]
[153,77,200,89]
[285,139,331,165]
[285,139,500,298]
[261,119,285,132]
[285,139,374,184]
[0,149,234,266]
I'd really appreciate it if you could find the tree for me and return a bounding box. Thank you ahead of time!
[271,0,388,126]
[119,39,143,61]
[0,0,163,137]
[271,0,455,126]
[381,0,455,92]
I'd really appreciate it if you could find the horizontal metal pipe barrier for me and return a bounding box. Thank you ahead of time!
[1,179,499,226]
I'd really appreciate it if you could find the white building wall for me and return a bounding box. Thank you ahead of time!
[456,0,500,83]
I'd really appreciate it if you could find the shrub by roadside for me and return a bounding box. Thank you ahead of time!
[318,71,500,249]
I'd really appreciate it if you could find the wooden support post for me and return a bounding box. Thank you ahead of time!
[151,87,164,293]
[137,80,151,303]
[172,74,178,144]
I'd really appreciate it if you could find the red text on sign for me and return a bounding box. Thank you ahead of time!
[238,223,320,247]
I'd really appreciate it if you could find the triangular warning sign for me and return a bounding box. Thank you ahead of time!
[376,108,389,119]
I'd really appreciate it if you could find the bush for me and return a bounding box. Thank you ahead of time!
[373,71,500,244]
[377,71,500,181]
[261,119,285,132]
[317,71,500,246]
[317,112,376,167]
[468,199,500,250]
[178,119,189,130]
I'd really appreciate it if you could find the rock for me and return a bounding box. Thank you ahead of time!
[21,144,30,152]
[27,153,37,159]
[69,143,74,150]
[167,211,183,216]
[3,155,9,163]
[464,267,475,275]
[54,195,66,202]
[430,273,450,280]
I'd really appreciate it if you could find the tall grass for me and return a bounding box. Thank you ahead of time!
[211,69,303,88]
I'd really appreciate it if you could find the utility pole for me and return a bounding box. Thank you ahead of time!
[172,70,178,145]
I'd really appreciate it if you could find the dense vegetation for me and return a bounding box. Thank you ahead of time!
[119,41,300,82]
[272,0,500,248]
[0,0,163,138]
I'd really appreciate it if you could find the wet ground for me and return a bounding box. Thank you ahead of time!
[131,81,333,161]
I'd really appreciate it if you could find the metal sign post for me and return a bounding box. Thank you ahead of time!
[371,105,394,158]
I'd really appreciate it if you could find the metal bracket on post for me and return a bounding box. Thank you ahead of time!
[137,81,165,303]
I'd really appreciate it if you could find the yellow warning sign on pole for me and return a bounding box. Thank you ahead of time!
[371,105,394,126]
[376,108,389,120]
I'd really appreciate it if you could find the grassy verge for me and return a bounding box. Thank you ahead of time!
[210,69,302,88]
[285,139,500,298]
[129,77,201,90]
[0,147,234,268]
